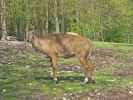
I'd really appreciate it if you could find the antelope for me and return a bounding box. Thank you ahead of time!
[26,31,95,84]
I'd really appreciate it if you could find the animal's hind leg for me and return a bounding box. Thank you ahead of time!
[79,55,95,84]
[85,58,95,83]
[51,54,59,83]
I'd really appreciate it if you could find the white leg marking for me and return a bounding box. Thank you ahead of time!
[54,77,58,81]
[84,77,88,83]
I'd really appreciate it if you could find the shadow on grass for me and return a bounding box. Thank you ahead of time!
[34,75,114,85]
[35,76,84,83]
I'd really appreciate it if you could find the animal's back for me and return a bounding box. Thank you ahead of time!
[41,33,92,57]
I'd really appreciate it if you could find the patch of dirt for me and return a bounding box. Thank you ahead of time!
[91,48,122,69]
[15,88,133,100]
[0,41,34,65]
[113,67,133,77]
[17,89,52,100]
[126,57,133,65]
[55,88,133,100]
[0,41,26,50]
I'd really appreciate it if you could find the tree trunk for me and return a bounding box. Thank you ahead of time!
[54,0,60,32]
[76,1,80,25]
[99,0,105,42]
[60,0,65,33]
[45,0,49,34]
[1,0,7,40]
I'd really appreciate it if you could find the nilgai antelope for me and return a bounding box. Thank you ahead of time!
[26,31,95,84]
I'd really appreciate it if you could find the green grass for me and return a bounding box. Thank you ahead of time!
[0,41,133,99]
[93,41,133,55]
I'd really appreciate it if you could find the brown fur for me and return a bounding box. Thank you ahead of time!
[27,31,95,83]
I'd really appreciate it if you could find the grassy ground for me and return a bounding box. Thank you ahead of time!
[0,41,133,100]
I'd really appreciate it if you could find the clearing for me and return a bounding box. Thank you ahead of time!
[0,41,133,100]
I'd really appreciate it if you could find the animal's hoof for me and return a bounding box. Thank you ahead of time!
[83,78,96,84]
[89,79,96,84]
[82,80,96,85]
[53,78,59,84]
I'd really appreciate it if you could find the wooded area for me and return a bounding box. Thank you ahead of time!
[0,1,133,99]
[0,0,133,43]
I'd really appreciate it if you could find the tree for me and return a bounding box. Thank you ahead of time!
[0,0,7,40]
[54,0,60,32]
[1,0,133,43]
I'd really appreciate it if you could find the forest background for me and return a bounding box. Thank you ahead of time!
[0,0,133,43]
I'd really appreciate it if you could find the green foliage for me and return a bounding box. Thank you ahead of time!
[1,0,133,43]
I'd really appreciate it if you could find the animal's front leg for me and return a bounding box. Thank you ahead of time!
[51,54,59,83]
